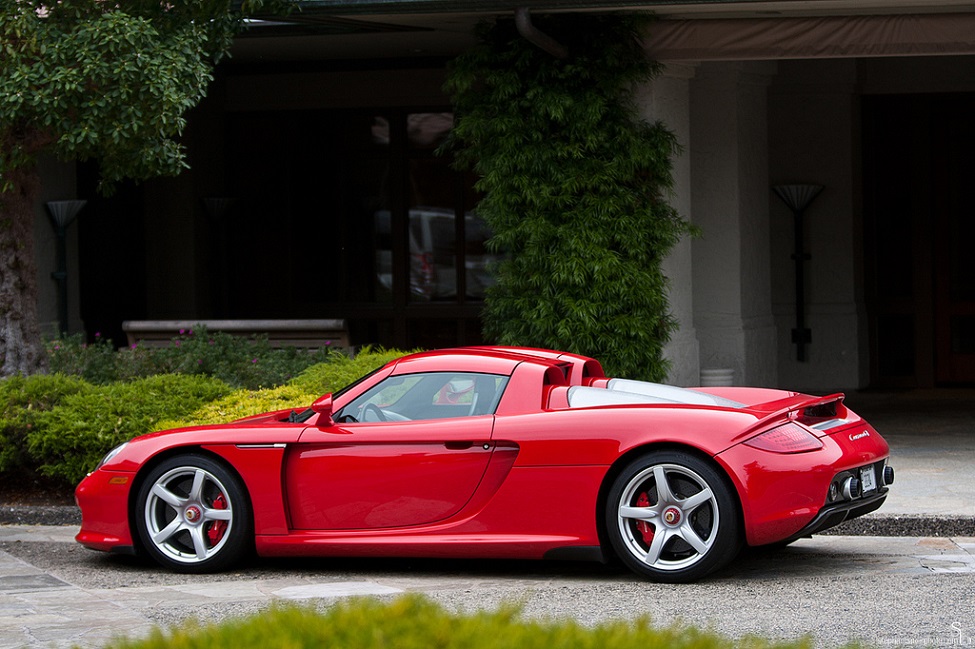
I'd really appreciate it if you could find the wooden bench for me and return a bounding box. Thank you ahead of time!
[122,319,349,350]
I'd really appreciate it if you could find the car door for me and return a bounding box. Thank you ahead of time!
[285,372,506,530]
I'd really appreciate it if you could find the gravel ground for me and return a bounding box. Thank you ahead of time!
[4,534,974,649]
[0,505,80,526]
[2,502,971,538]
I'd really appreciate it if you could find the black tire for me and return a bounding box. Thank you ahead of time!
[135,454,251,573]
[605,450,741,583]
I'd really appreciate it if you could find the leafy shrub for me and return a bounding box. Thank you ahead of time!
[101,594,823,649]
[118,329,341,389]
[2,349,410,486]
[160,348,411,428]
[157,383,310,430]
[27,374,232,484]
[46,328,341,389]
[0,374,91,474]
[446,14,695,381]
[289,348,411,395]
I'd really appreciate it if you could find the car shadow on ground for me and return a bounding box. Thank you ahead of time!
[52,538,867,587]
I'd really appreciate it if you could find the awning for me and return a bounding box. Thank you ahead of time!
[644,14,975,60]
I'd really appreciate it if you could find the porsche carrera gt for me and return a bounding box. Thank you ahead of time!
[75,346,893,582]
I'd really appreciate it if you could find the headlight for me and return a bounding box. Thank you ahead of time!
[95,442,128,471]
[743,423,823,453]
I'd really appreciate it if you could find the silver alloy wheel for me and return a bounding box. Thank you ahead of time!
[143,465,234,565]
[615,462,719,572]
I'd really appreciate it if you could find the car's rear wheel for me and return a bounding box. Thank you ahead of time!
[606,451,741,582]
[135,454,251,573]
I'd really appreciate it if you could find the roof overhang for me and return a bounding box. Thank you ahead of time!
[289,0,975,18]
[231,0,975,62]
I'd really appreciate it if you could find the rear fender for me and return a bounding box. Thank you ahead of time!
[595,442,746,558]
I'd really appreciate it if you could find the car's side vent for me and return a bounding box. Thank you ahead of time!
[581,359,605,379]
[558,363,572,381]
[544,365,570,386]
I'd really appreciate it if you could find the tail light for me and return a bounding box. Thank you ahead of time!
[744,423,824,454]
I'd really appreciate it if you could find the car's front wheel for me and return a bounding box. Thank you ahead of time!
[135,454,251,573]
[606,450,741,582]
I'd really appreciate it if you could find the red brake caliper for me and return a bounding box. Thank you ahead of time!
[207,494,228,546]
[636,492,655,544]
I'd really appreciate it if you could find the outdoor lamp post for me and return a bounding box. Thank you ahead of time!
[772,184,823,363]
[46,200,87,335]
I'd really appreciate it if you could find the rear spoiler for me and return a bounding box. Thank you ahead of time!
[796,394,854,431]
[731,393,852,442]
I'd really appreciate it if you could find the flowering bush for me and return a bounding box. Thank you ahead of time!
[46,327,340,389]
[46,333,116,383]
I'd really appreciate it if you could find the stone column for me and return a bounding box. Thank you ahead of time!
[635,63,700,386]
[690,62,778,387]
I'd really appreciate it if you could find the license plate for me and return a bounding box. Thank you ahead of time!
[860,466,877,493]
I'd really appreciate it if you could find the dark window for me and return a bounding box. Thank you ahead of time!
[223,110,497,349]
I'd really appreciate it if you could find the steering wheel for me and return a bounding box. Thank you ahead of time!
[362,403,388,422]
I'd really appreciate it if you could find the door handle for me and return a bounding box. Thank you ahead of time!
[445,441,494,451]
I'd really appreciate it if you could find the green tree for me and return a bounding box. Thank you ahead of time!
[0,0,286,376]
[445,14,694,380]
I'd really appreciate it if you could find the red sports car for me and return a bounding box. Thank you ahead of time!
[75,347,893,582]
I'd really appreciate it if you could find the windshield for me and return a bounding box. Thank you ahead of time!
[331,364,389,402]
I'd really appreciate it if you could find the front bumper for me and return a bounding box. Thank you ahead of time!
[75,468,136,554]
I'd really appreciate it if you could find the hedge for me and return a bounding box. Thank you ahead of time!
[158,348,411,428]
[0,373,92,475]
[99,595,828,649]
[0,349,411,486]
[27,374,232,484]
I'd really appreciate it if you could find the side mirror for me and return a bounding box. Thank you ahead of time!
[311,393,334,426]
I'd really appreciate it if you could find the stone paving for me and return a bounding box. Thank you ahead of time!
[0,525,409,648]
[0,537,152,648]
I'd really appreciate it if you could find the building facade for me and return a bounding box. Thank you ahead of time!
[32,2,975,392]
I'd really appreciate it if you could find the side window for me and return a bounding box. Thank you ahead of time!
[335,372,508,422]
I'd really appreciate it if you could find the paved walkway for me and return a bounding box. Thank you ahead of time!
[843,389,975,521]
[0,527,405,649]
[0,533,153,648]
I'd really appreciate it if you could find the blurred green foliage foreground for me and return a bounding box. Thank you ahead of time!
[102,594,836,649]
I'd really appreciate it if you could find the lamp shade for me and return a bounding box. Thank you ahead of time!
[772,184,823,213]
[46,200,87,229]
[203,197,236,221]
